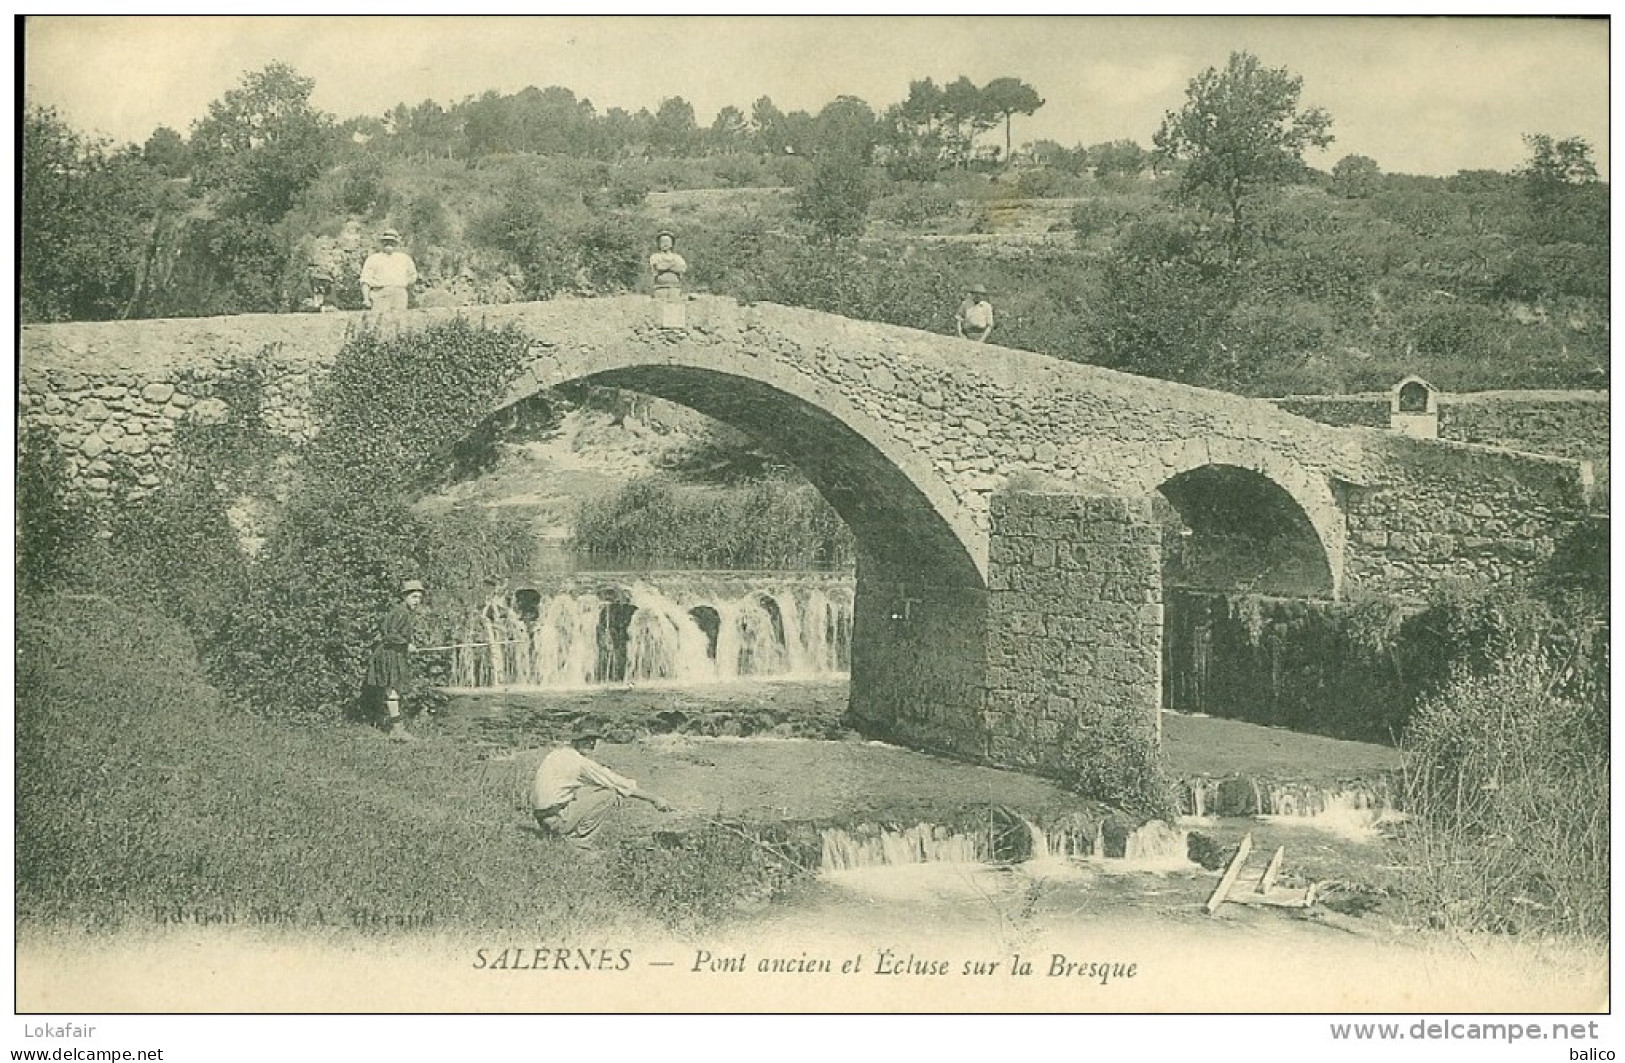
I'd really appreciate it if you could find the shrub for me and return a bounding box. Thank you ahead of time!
[338,157,391,216]
[571,475,855,570]
[870,187,957,229]
[793,154,873,244]
[1401,643,1608,938]
[16,429,89,595]
[608,823,813,930]
[212,319,538,718]
[90,464,250,637]
[404,192,451,247]
[1055,705,1176,819]
[1070,198,1138,244]
[210,491,432,719]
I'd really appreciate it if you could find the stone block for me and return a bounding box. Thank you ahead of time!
[191,397,230,425]
[142,382,176,404]
[77,399,111,422]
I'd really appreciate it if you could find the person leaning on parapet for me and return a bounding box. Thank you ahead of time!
[362,579,426,741]
[956,284,995,342]
[359,228,419,312]
[648,229,687,301]
[530,719,675,849]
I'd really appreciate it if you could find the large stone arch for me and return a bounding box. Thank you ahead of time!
[511,340,987,589]
[1154,440,1347,600]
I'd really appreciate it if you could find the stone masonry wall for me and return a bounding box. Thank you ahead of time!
[1274,390,1609,465]
[20,298,1596,603]
[983,491,1162,779]
[846,552,991,759]
[1341,430,1595,596]
[19,317,340,505]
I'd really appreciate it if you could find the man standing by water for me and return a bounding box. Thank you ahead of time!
[359,228,418,312]
[530,720,675,849]
[363,579,426,741]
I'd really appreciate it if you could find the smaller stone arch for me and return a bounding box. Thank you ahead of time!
[1157,443,1346,599]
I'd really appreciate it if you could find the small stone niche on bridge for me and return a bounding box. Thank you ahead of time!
[1389,375,1439,439]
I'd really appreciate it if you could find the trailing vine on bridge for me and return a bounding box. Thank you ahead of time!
[210,318,538,719]
[304,317,534,493]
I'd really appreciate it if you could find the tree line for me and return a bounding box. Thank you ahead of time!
[21,54,1607,396]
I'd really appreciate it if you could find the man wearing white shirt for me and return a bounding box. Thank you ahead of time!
[359,228,418,312]
[956,284,994,342]
[530,720,674,848]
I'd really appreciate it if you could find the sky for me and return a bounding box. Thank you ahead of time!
[21,15,1612,179]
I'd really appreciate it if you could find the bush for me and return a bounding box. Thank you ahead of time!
[1401,643,1608,938]
[16,429,89,594]
[793,155,873,244]
[211,491,432,719]
[1055,705,1176,820]
[1070,198,1138,244]
[572,476,855,570]
[608,823,812,930]
[211,319,539,718]
[338,157,391,216]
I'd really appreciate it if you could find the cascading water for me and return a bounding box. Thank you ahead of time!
[817,817,1193,873]
[1177,776,1401,840]
[441,573,854,692]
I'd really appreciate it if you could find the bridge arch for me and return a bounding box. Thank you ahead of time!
[1154,444,1346,600]
[504,342,987,590]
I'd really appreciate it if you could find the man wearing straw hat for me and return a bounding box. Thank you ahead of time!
[364,579,426,741]
[530,719,674,849]
[359,228,418,312]
[956,283,995,342]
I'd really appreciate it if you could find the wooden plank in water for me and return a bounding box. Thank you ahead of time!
[1256,845,1285,894]
[1229,886,1315,909]
[1205,832,1253,915]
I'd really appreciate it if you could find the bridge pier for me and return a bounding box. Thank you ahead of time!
[848,489,1163,794]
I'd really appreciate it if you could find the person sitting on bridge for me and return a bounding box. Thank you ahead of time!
[530,720,675,849]
[360,229,419,312]
[956,284,995,342]
[649,229,687,302]
[362,579,426,741]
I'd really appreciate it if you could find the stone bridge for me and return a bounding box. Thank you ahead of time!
[19,296,1593,778]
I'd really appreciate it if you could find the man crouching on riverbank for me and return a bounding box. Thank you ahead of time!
[530,720,675,849]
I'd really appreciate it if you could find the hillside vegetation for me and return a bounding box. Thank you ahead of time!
[23,57,1608,397]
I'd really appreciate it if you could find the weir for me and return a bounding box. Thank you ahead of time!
[441,573,854,691]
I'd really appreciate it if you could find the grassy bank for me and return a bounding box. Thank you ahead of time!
[16,594,641,935]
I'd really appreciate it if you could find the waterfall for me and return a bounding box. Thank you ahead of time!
[442,573,855,692]
[817,817,1193,872]
[820,824,989,871]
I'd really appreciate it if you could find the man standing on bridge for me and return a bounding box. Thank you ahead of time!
[956,284,995,342]
[360,229,418,312]
[530,720,675,849]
